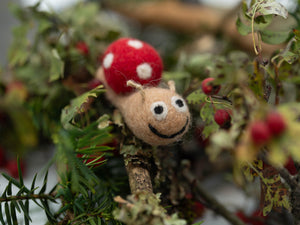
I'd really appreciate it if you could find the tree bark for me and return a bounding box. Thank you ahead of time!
[124,153,153,194]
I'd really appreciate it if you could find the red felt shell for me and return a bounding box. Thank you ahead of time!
[102,38,163,94]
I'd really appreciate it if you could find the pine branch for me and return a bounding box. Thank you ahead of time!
[0,160,58,225]
[0,194,56,203]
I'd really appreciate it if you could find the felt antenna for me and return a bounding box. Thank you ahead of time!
[168,80,176,92]
[126,80,145,101]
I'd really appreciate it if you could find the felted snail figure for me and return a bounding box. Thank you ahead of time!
[97,38,190,146]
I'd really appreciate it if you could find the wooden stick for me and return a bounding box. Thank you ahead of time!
[124,153,153,194]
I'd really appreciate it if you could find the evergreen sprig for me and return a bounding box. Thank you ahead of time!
[0,158,57,225]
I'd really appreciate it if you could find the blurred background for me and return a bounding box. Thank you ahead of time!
[0,0,298,224]
[0,0,296,65]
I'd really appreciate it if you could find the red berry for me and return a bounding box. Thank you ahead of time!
[250,121,271,146]
[201,78,221,95]
[250,210,266,225]
[6,159,25,178]
[193,201,205,217]
[284,156,297,175]
[266,111,286,136]
[0,147,7,167]
[185,193,193,200]
[194,125,209,147]
[5,81,28,101]
[102,38,163,94]
[236,210,266,225]
[87,79,102,90]
[236,211,251,223]
[214,109,231,128]
[76,41,89,55]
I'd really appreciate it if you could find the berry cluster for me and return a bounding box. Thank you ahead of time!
[0,147,25,178]
[249,111,286,146]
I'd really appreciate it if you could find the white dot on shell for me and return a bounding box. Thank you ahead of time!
[127,40,143,49]
[103,53,114,69]
[136,63,152,80]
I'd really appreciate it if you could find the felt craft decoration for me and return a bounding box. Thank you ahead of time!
[97,38,190,146]
[102,38,163,94]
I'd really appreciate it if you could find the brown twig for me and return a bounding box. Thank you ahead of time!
[211,95,233,105]
[124,153,153,194]
[0,193,55,202]
[182,164,246,225]
[273,64,282,106]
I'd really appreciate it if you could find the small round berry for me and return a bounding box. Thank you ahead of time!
[6,159,25,178]
[193,201,205,217]
[76,41,89,55]
[87,79,102,90]
[284,157,297,175]
[0,146,7,167]
[214,109,231,128]
[266,111,286,136]
[250,121,271,146]
[201,78,221,95]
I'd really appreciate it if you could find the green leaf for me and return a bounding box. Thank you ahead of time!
[30,174,38,192]
[12,201,21,213]
[10,202,18,225]
[186,90,207,105]
[60,2,99,27]
[18,201,31,224]
[60,86,104,130]
[236,0,293,44]
[1,173,30,192]
[17,157,24,187]
[40,200,55,222]
[260,28,291,45]
[246,0,288,19]
[8,24,31,67]
[192,221,204,225]
[272,32,300,65]
[38,19,53,34]
[5,202,12,225]
[39,171,48,194]
[49,49,65,82]
[0,204,5,225]
[7,182,12,196]
[263,200,273,216]
[200,103,218,138]
[8,3,29,21]
[236,2,273,35]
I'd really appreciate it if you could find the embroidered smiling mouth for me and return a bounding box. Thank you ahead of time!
[148,117,189,139]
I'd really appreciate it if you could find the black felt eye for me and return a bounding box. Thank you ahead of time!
[175,99,184,107]
[171,96,188,113]
[151,101,168,121]
[154,105,164,114]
